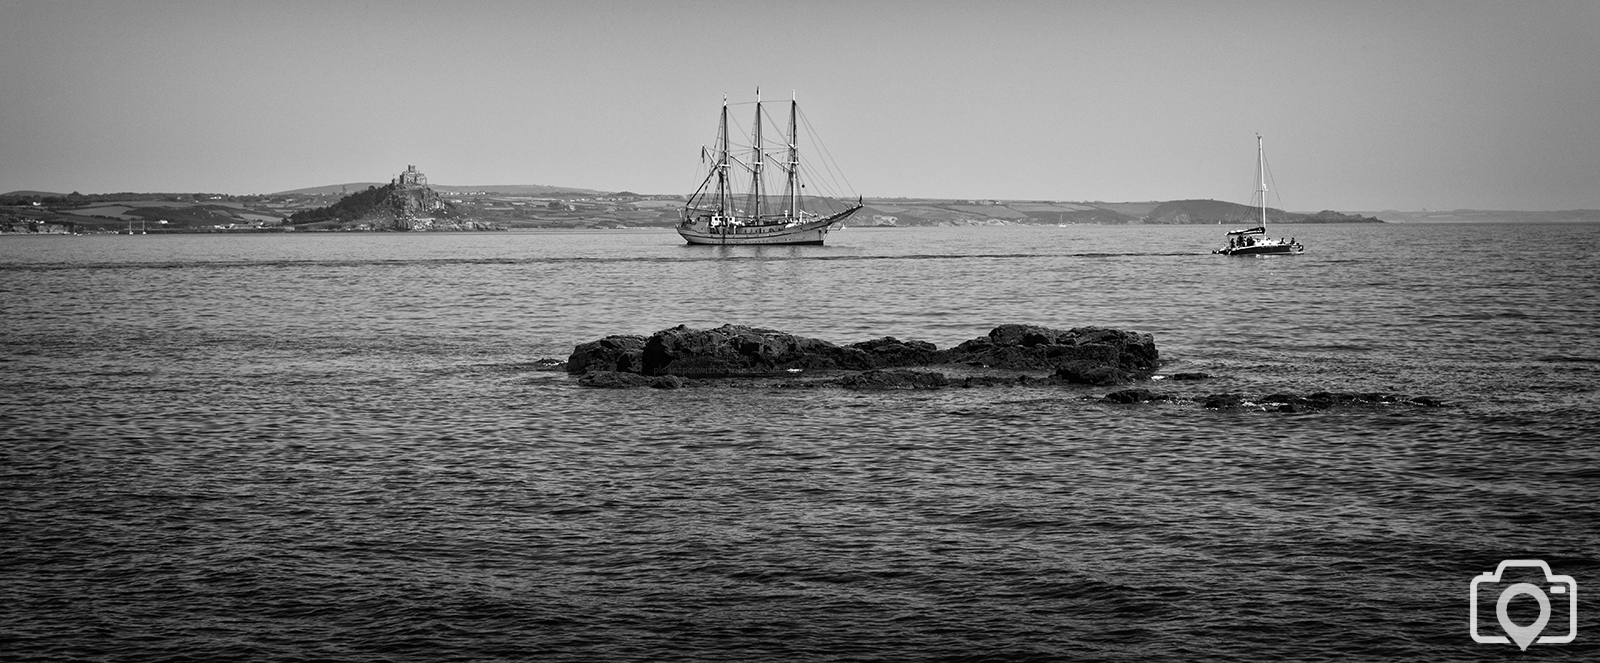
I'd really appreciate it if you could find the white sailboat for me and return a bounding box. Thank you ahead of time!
[677,92,861,245]
[1215,134,1303,256]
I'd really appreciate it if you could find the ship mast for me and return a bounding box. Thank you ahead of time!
[1256,133,1267,228]
[749,89,764,224]
[785,92,799,221]
[717,96,731,230]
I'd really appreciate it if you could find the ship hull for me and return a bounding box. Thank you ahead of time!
[1215,242,1303,256]
[677,207,860,246]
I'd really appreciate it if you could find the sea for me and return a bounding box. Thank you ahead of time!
[3,223,1597,662]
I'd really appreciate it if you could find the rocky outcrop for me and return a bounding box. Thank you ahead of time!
[1095,389,1445,411]
[1103,388,1173,404]
[567,335,646,374]
[833,369,950,390]
[566,323,1158,386]
[635,324,873,377]
[1188,391,1445,412]
[577,371,686,389]
[557,327,1449,407]
[942,324,1158,374]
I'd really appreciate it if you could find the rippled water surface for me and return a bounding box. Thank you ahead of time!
[3,224,1597,661]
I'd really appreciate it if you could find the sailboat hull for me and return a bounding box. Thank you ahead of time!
[1215,242,1303,256]
[677,207,861,246]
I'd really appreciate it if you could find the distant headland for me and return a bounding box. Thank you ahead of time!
[5,172,1597,234]
[282,165,501,232]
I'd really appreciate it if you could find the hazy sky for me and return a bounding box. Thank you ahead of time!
[2,0,1596,210]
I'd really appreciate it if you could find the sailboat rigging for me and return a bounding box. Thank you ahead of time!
[677,91,862,245]
[1215,134,1303,256]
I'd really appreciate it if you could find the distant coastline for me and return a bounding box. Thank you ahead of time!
[4,187,1595,234]
[1363,209,1600,224]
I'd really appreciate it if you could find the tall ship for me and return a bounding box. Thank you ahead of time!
[678,92,862,245]
[1215,134,1304,256]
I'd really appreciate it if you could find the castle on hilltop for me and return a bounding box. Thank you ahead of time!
[389,164,448,222]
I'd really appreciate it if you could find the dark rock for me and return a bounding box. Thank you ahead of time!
[568,323,1158,385]
[834,369,949,390]
[986,323,1067,347]
[577,371,654,388]
[567,335,646,375]
[1410,396,1445,407]
[942,324,1157,379]
[649,375,686,390]
[961,375,1024,388]
[641,324,858,377]
[1054,361,1132,385]
[1302,391,1404,408]
[1103,388,1168,404]
[1200,393,1244,409]
[1168,372,1211,381]
[848,336,940,367]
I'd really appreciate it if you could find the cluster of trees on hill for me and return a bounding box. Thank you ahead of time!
[286,184,394,224]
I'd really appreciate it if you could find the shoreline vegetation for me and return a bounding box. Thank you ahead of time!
[3,185,1595,235]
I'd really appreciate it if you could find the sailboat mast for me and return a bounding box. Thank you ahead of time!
[717,97,731,227]
[786,94,799,220]
[1257,133,1267,228]
[750,89,763,224]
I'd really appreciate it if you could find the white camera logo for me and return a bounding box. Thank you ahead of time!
[1470,559,1577,650]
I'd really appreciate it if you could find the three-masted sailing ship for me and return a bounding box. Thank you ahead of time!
[1215,134,1304,256]
[678,92,862,245]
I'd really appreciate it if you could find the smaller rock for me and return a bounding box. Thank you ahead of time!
[1168,372,1211,381]
[567,335,647,375]
[848,337,940,366]
[649,375,686,390]
[577,371,654,388]
[1103,388,1167,404]
[1054,361,1132,385]
[961,376,1015,388]
[835,369,949,390]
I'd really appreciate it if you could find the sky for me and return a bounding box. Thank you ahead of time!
[1,0,1597,211]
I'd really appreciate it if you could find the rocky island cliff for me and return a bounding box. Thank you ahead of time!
[286,165,502,231]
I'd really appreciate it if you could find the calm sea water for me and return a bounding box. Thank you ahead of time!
[3,224,1597,661]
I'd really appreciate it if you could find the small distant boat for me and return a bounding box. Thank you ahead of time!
[1215,134,1303,256]
[677,91,862,245]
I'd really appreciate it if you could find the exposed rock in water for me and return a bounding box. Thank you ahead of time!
[850,336,942,367]
[1170,391,1446,411]
[833,369,950,390]
[577,371,688,389]
[565,323,1159,385]
[567,335,646,375]
[1103,388,1170,404]
[635,324,870,377]
[942,324,1158,373]
[561,325,1451,407]
[1055,361,1132,385]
